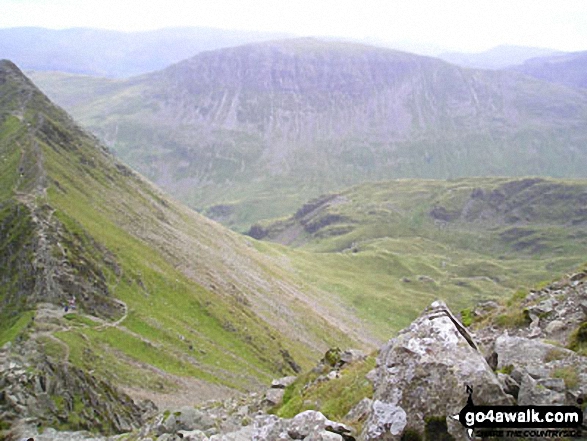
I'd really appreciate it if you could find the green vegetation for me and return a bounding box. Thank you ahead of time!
[37,335,68,360]
[460,308,474,327]
[275,356,376,422]
[496,364,514,375]
[2,55,587,434]
[551,366,580,389]
[252,178,587,337]
[568,322,587,355]
[0,61,366,403]
[543,348,568,363]
[0,310,34,346]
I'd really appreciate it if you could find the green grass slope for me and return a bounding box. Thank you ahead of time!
[29,39,587,230]
[248,177,587,337]
[0,60,369,408]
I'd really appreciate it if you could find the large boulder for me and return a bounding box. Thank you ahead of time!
[362,301,513,440]
[251,410,354,441]
[154,406,215,435]
[492,333,587,408]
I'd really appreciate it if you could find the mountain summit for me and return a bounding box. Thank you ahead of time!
[30,39,587,229]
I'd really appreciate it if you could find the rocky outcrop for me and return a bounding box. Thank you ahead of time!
[129,277,587,441]
[252,410,355,441]
[475,269,587,418]
[362,301,512,440]
[0,339,154,439]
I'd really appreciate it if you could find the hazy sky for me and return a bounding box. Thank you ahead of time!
[2,0,586,53]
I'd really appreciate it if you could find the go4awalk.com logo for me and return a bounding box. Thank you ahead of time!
[453,386,584,439]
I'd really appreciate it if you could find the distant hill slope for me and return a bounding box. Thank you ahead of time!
[0,59,379,432]
[509,50,587,90]
[0,27,291,77]
[250,177,587,253]
[29,38,587,230]
[438,45,562,70]
[246,176,587,339]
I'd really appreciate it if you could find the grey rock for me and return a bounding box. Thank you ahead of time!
[528,318,542,339]
[363,301,512,440]
[339,349,366,366]
[494,335,572,378]
[497,373,520,399]
[527,298,556,320]
[178,429,209,440]
[271,376,297,389]
[209,425,255,440]
[263,388,285,406]
[472,300,499,318]
[518,373,566,405]
[344,397,372,422]
[252,410,352,441]
[326,370,340,381]
[365,368,377,386]
[545,319,566,334]
[287,410,328,438]
[538,377,566,393]
[156,407,215,435]
[364,400,406,439]
[18,427,109,440]
[305,432,343,441]
[252,414,285,440]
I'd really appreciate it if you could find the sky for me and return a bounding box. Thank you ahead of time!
[1,0,586,54]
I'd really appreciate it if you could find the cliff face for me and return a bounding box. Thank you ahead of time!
[149,39,582,141]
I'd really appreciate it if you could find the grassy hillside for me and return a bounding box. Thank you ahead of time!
[0,60,369,415]
[29,39,587,230]
[248,177,587,337]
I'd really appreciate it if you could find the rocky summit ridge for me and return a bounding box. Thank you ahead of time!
[7,267,585,440]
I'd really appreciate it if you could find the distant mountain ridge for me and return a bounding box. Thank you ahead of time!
[509,50,587,89]
[438,45,563,70]
[0,27,292,77]
[29,38,587,229]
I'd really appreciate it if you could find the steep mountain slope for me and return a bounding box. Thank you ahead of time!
[509,50,587,90]
[0,27,290,77]
[30,38,587,230]
[0,60,374,434]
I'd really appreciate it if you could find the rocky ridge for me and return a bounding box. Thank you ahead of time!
[8,268,585,440]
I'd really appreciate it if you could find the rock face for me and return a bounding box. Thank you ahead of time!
[362,301,512,440]
[0,348,151,436]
